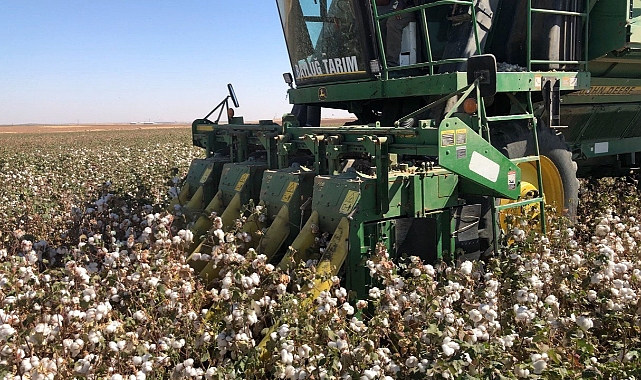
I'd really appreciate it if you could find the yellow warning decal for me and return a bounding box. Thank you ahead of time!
[235,173,250,191]
[456,129,467,145]
[199,166,213,184]
[339,190,360,214]
[441,130,455,147]
[569,86,641,96]
[281,182,298,203]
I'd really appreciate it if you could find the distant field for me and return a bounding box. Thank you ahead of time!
[0,118,356,134]
[0,123,191,134]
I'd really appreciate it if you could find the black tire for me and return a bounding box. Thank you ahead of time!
[491,122,579,221]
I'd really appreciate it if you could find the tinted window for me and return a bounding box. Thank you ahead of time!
[277,0,370,85]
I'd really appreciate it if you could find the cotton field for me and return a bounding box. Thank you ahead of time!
[0,128,640,379]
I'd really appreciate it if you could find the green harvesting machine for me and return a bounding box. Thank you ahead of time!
[172,0,641,297]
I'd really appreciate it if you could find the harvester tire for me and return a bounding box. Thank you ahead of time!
[492,123,579,221]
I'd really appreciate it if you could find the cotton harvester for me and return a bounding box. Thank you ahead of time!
[171,0,641,299]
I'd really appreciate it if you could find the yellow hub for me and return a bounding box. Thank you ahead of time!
[500,155,565,228]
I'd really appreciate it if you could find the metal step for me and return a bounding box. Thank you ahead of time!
[486,114,534,122]
[495,197,544,211]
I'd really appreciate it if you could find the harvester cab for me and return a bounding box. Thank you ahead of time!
[173,0,614,299]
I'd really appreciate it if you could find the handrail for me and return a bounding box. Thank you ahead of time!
[372,0,480,79]
[372,0,590,78]
[526,0,590,71]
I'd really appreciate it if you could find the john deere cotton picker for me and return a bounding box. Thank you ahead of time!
[172,0,641,300]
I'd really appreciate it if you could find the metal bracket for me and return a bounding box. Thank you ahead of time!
[541,77,563,128]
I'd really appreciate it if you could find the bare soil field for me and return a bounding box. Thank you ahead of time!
[0,118,356,134]
[0,123,191,134]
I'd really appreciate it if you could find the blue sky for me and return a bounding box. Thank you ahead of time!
[0,1,333,124]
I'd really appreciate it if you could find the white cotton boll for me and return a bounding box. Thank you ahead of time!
[278,324,290,338]
[423,264,436,277]
[513,228,526,241]
[283,365,296,379]
[459,261,473,276]
[441,337,459,356]
[221,274,233,289]
[74,355,94,375]
[393,277,405,290]
[246,310,258,325]
[369,287,381,299]
[405,356,418,368]
[531,353,548,374]
[513,304,535,323]
[595,223,610,237]
[250,272,260,287]
[231,308,243,320]
[577,316,594,331]
[570,253,582,266]
[141,361,153,373]
[241,276,253,289]
[612,279,625,289]
[349,317,367,333]
[20,357,33,373]
[468,309,483,323]
[108,341,119,352]
[514,366,530,378]
[133,311,147,322]
[342,303,355,315]
[281,349,293,365]
[277,283,287,294]
[361,369,377,380]
[0,324,16,341]
[213,229,225,242]
[515,289,528,303]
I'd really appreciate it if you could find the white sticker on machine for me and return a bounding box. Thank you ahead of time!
[469,151,500,183]
[508,171,517,190]
[594,142,609,154]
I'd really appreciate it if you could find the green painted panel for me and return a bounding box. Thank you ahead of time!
[589,0,628,59]
[218,162,268,206]
[583,105,637,140]
[288,72,468,104]
[560,105,593,143]
[260,168,315,223]
[184,158,228,204]
[496,72,590,92]
[561,102,641,148]
[312,173,377,232]
[438,117,520,199]
[580,135,641,157]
